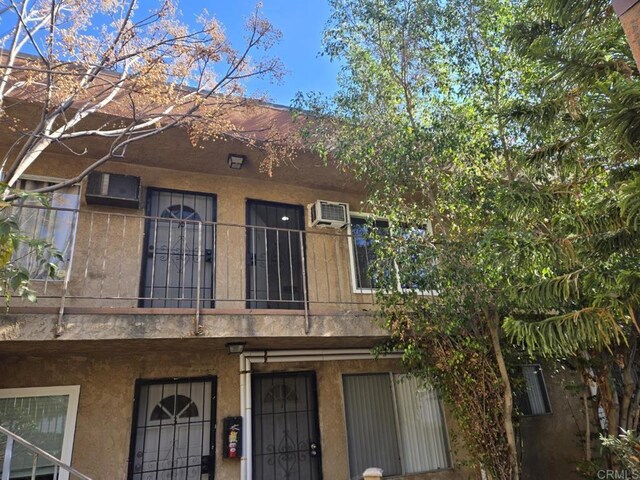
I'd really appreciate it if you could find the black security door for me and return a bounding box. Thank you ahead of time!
[252,372,322,480]
[141,189,216,307]
[246,200,305,309]
[128,377,217,480]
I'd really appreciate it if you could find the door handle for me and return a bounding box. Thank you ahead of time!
[310,442,320,457]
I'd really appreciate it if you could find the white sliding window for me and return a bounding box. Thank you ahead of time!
[0,385,80,480]
[11,178,80,279]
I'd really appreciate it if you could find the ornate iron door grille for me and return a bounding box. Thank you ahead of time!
[252,371,322,480]
[128,377,217,480]
[140,188,216,308]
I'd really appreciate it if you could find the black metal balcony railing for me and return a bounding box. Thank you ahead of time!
[9,205,378,315]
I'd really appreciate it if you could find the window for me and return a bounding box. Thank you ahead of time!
[348,215,390,291]
[0,385,80,480]
[348,214,436,293]
[11,178,80,279]
[515,364,552,416]
[342,374,451,477]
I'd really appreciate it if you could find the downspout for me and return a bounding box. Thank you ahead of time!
[240,353,252,480]
[239,353,246,480]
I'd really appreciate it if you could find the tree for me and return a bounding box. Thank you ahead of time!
[0,0,289,302]
[298,0,640,476]
[501,0,640,472]
[0,0,286,199]
[299,0,529,477]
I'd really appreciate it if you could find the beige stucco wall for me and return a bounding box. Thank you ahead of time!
[0,344,475,480]
[0,346,241,480]
[519,369,584,480]
[13,150,373,313]
[618,1,640,72]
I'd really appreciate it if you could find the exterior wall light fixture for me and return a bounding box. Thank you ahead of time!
[227,154,246,169]
[226,342,246,354]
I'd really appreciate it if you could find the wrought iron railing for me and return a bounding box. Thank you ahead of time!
[8,205,378,314]
[0,425,92,480]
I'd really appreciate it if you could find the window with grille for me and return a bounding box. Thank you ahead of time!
[342,373,451,477]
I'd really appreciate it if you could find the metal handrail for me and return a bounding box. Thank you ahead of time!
[0,425,92,480]
[8,204,382,310]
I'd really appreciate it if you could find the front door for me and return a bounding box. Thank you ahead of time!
[252,372,322,480]
[246,200,306,309]
[129,378,216,480]
[141,189,216,307]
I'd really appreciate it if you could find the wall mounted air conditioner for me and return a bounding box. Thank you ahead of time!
[86,171,141,208]
[308,200,350,228]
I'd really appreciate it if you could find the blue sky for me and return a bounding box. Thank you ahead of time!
[177,1,341,106]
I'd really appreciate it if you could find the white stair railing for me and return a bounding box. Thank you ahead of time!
[0,426,92,480]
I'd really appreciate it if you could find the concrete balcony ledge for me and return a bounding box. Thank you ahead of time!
[0,310,386,345]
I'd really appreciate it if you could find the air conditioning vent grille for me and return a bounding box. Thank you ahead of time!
[320,203,347,222]
[86,171,140,209]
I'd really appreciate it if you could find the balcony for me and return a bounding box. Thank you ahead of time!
[4,204,384,344]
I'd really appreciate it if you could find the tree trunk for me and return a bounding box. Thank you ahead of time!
[487,310,520,480]
[620,359,636,431]
[583,389,591,462]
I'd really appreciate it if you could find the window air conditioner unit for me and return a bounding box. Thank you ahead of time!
[308,200,350,228]
[86,171,141,208]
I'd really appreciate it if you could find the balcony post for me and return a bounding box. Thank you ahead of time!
[362,468,383,480]
[55,208,79,337]
[299,230,310,334]
[195,221,203,335]
[2,435,13,480]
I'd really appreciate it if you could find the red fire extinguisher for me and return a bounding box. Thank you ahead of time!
[223,417,243,459]
[228,424,240,458]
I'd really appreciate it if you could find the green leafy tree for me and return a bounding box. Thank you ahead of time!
[298,0,640,476]
[299,0,530,477]
[501,0,640,471]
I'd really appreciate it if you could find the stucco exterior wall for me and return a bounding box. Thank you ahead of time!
[14,151,373,312]
[0,346,475,480]
[519,369,585,480]
[616,0,640,71]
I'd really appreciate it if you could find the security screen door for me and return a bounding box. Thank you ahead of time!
[252,372,322,480]
[246,200,306,309]
[129,378,216,480]
[141,189,216,307]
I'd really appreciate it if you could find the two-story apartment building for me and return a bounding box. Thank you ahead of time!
[0,101,583,480]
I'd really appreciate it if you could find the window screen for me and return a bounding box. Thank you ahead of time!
[11,179,80,279]
[516,365,552,416]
